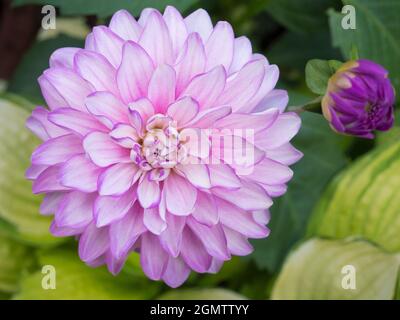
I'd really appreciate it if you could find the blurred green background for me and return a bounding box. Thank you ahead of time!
[0,0,399,300]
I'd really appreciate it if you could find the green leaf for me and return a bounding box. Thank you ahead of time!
[328,0,400,96]
[14,249,160,300]
[8,34,84,103]
[0,96,63,246]
[251,112,348,272]
[308,139,400,252]
[0,233,35,293]
[12,0,199,18]
[158,288,246,300]
[272,238,400,299]
[305,59,343,95]
[266,0,340,34]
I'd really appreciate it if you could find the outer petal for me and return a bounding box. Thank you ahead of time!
[91,26,124,68]
[159,213,186,257]
[79,222,109,262]
[94,188,137,227]
[117,41,154,103]
[192,192,219,226]
[40,191,65,215]
[164,172,197,215]
[139,10,174,66]
[26,106,67,140]
[50,47,79,69]
[175,163,211,189]
[98,163,141,196]
[184,8,213,42]
[208,163,241,189]
[32,165,70,194]
[253,89,289,113]
[83,132,131,167]
[59,154,102,192]
[181,227,212,273]
[223,226,253,256]
[140,232,168,280]
[137,175,161,208]
[143,207,167,235]
[264,143,303,166]
[246,158,293,185]
[109,9,141,41]
[162,256,190,288]
[229,36,252,74]
[205,21,234,71]
[163,6,187,58]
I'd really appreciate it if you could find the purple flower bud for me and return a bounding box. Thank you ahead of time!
[322,59,395,139]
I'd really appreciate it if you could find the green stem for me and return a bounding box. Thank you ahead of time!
[288,96,323,114]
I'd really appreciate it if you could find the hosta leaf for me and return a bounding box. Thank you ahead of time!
[0,233,35,293]
[14,249,160,300]
[308,140,400,252]
[272,238,400,300]
[0,96,62,246]
[251,112,348,272]
[158,288,246,300]
[328,0,400,96]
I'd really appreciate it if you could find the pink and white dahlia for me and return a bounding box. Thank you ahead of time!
[26,6,302,287]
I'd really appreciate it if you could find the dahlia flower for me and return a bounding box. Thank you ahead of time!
[322,59,395,139]
[26,6,302,287]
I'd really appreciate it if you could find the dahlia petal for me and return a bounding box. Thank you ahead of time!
[214,107,279,132]
[252,209,271,225]
[79,222,109,262]
[26,106,67,140]
[184,8,213,42]
[261,183,288,197]
[253,89,288,113]
[74,49,118,95]
[128,98,155,124]
[38,75,69,110]
[91,26,124,68]
[254,112,301,149]
[98,163,141,196]
[109,203,145,259]
[264,143,303,166]
[247,158,293,185]
[213,180,272,211]
[109,124,139,148]
[181,65,226,110]
[55,191,95,228]
[243,65,280,113]
[50,220,84,237]
[208,258,224,273]
[164,172,197,215]
[159,213,185,257]
[179,128,210,159]
[217,199,269,238]
[223,226,253,256]
[192,192,219,226]
[26,164,48,180]
[162,256,190,288]
[137,8,157,26]
[187,105,232,128]
[205,21,234,71]
[175,163,211,189]
[94,188,137,227]
[229,36,252,74]
[50,47,79,69]
[42,67,94,111]
[139,10,174,66]
[163,6,187,58]
[105,251,126,275]
[140,232,168,280]
[188,217,230,260]
[40,191,65,215]
[181,227,212,273]
[109,9,141,41]
[148,64,176,114]
[175,33,206,95]
[48,108,107,136]
[85,91,129,128]
[208,163,241,189]
[32,165,70,194]
[136,175,160,208]
[143,207,167,235]
[60,154,102,192]
[117,41,154,103]
[83,132,131,167]
[216,59,265,112]
[167,96,199,127]
[31,134,83,166]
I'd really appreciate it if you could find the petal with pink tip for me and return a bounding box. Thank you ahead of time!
[181,227,212,273]
[79,222,109,262]
[184,8,213,42]
[143,207,166,235]
[109,124,139,148]
[117,41,154,103]
[163,6,187,58]
[208,163,241,189]
[98,163,141,196]
[175,163,211,189]
[38,75,69,110]
[223,226,253,256]
[229,36,252,74]
[40,192,65,215]
[31,134,83,166]
[162,256,190,288]
[264,143,303,166]
[167,96,199,127]
[32,165,70,194]
[159,213,186,257]
[83,132,131,167]
[192,192,219,226]
[253,89,288,113]
[187,105,231,128]
[128,98,155,124]
[139,11,173,66]
[137,175,161,208]
[26,106,67,140]
[205,21,234,71]
[94,188,137,227]
[109,9,141,41]
[148,64,176,114]
[164,172,197,215]
[50,47,79,69]
[247,158,293,185]
[140,232,168,280]
[91,26,124,68]
[60,154,102,192]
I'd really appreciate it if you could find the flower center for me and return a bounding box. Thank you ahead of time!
[142,127,180,169]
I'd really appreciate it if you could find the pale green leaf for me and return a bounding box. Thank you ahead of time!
[272,238,400,300]
[158,288,246,300]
